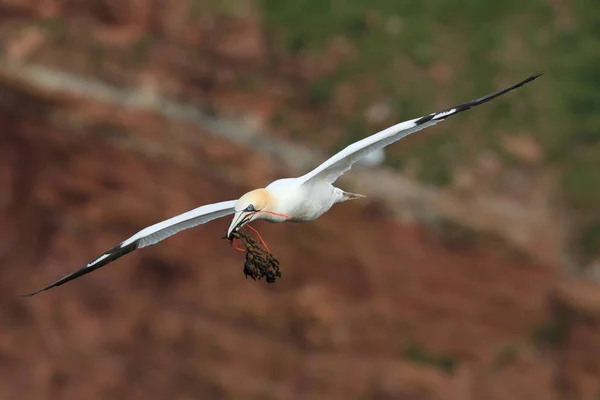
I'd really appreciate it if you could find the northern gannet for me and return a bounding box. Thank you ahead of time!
[22,72,542,296]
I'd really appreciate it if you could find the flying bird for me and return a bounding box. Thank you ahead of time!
[21,72,543,296]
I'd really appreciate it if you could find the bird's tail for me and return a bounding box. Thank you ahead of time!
[342,191,366,201]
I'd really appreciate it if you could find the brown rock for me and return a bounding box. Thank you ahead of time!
[501,133,543,164]
[0,8,593,399]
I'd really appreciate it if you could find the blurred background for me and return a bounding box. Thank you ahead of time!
[1,0,599,399]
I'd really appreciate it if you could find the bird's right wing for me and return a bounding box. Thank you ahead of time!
[298,72,543,185]
[21,199,237,297]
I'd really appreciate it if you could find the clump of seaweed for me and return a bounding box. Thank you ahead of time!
[224,231,281,283]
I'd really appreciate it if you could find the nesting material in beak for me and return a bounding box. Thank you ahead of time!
[226,211,250,239]
[223,231,281,283]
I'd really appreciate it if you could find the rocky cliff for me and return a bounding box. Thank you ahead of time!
[1,1,599,399]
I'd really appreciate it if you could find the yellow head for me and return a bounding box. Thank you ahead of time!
[226,189,271,238]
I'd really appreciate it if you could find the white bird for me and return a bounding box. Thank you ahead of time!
[21,73,542,296]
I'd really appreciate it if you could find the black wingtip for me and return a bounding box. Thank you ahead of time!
[18,241,138,298]
[523,71,544,84]
[17,269,92,298]
[18,287,50,298]
[415,71,544,126]
[17,272,85,297]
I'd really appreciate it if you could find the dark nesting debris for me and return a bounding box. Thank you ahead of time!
[224,231,281,283]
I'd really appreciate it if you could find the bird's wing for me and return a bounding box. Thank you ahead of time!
[299,73,542,185]
[21,199,237,297]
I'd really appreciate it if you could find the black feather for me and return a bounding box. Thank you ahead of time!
[19,241,139,297]
[414,72,543,125]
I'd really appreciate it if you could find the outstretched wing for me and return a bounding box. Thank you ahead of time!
[20,199,237,297]
[299,72,543,185]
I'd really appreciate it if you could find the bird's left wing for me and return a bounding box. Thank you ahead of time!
[20,199,237,297]
[299,72,542,185]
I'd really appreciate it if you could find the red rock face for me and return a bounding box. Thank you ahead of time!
[0,2,599,399]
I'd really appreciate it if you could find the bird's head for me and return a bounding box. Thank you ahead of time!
[226,189,271,239]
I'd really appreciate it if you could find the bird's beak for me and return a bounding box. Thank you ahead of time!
[227,211,250,239]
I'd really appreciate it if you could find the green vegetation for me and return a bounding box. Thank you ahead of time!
[89,44,106,71]
[260,0,600,257]
[188,0,246,18]
[574,218,600,262]
[131,35,155,66]
[403,340,457,374]
[533,319,568,348]
[306,77,335,107]
[492,344,520,370]
[36,17,68,44]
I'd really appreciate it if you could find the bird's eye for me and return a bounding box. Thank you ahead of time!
[245,204,255,212]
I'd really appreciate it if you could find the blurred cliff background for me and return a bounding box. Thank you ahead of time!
[1,0,599,399]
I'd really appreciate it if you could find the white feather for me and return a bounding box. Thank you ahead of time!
[299,117,439,184]
[87,253,110,267]
[121,200,236,247]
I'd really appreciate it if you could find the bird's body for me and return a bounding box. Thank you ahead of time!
[21,72,543,297]
[263,178,353,223]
